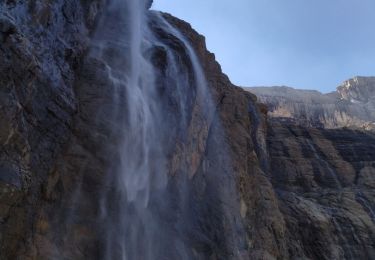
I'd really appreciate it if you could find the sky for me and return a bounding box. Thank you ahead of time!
[152,0,375,93]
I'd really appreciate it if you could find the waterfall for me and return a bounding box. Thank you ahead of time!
[81,0,242,259]
[306,139,342,189]
[45,0,249,259]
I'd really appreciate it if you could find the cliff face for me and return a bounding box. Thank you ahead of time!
[246,76,375,131]
[0,1,276,259]
[245,79,375,259]
[268,122,375,259]
[0,0,90,256]
[338,77,375,104]
[239,95,375,259]
[0,1,374,260]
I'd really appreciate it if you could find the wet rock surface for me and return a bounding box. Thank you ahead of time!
[0,1,263,258]
[268,121,375,259]
[0,1,374,260]
[0,0,90,257]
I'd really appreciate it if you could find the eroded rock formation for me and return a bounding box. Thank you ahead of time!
[0,1,374,259]
[246,76,375,131]
[245,78,375,259]
[267,122,375,259]
[0,1,272,258]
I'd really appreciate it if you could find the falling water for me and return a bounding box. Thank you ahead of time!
[80,0,246,259]
[331,217,355,259]
[356,191,375,221]
[28,0,250,258]
[306,139,342,189]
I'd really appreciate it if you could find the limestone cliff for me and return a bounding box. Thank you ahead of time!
[245,78,375,259]
[246,76,375,131]
[0,1,276,259]
[0,1,374,260]
[267,122,375,259]
[338,77,375,104]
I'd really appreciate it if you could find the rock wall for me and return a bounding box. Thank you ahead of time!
[268,121,375,259]
[0,1,278,259]
[245,78,375,259]
[0,0,93,257]
[0,1,374,260]
[338,77,375,104]
[246,77,375,131]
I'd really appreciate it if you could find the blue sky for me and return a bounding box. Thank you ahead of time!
[152,0,375,93]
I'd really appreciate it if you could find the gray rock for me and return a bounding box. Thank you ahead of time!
[0,164,21,188]
[0,1,374,259]
[245,76,375,130]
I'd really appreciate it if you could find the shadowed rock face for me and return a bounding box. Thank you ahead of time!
[245,76,375,131]
[0,1,274,259]
[268,121,375,259]
[0,1,374,260]
[245,77,375,259]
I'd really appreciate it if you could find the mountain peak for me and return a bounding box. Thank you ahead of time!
[337,76,375,103]
[244,76,375,130]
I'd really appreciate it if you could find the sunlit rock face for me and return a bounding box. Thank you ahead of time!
[246,76,375,130]
[246,77,375,259]
[338,76,375,104]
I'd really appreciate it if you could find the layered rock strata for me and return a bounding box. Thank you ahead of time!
[267,121,375,259]
[246,76,375,131]
[245,78,375,259]
[0,1,278,259]
[0,1,374,260]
